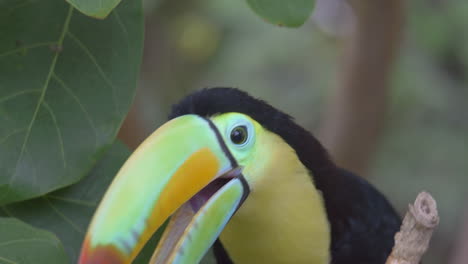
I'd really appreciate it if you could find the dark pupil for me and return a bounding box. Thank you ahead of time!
[230,126,247,145]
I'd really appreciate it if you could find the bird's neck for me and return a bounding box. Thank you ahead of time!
[219,137,331,264]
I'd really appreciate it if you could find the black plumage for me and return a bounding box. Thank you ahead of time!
[170,88,401,264]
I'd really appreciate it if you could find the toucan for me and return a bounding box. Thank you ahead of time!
[78,88,401,264]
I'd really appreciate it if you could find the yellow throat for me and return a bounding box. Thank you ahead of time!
[219,129,331,264]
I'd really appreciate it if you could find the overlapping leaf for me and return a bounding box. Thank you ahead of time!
[0,0,143,205]
[0,217,68,263]
[246,0,315,27]
[0,142,163,263]
[66,0,122,19]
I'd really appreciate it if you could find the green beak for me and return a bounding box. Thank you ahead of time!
[79,115,249,264]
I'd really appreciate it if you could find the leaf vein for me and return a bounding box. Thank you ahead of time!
[46,195,96,208]
[41,101,66,168]
[0,89,41,104]
[0,206,13,217]
[1,6,74,202]
[23,147,38,190]
[0,129,27,145]
[0,256,17,264]
[43,197,84,234]
[52,74,98,147]
[0,42,55,59]
[0,238,53,248]
[67,31,119,115]
[113,11,129,49]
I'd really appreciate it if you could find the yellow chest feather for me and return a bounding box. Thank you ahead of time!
[219,137,331,264]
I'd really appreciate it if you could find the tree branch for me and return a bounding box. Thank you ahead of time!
[386,192,440,264]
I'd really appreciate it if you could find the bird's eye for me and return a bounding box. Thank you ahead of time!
[230,125,248,145]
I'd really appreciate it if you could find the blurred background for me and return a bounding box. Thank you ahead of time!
[118,0,468,263]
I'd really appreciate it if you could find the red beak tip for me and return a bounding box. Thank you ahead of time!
[78,240,128,264]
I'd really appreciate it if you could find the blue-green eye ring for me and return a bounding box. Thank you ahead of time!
[227,120,254,149]
[230,125,248,145]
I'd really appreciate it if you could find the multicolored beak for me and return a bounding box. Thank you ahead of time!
[79,115,249,264]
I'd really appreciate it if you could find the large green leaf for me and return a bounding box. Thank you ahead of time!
[0,0,143,205]
[0,142,163,263]
[0,142,127,261]
[66,0,122,19]
[246,0,315,27]
[0,217,67,263]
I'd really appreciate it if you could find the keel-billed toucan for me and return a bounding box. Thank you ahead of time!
[79,88,401,264]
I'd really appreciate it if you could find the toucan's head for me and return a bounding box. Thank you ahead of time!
[79,88,332,264]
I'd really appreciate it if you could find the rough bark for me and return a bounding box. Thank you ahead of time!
[386,192,439,264]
